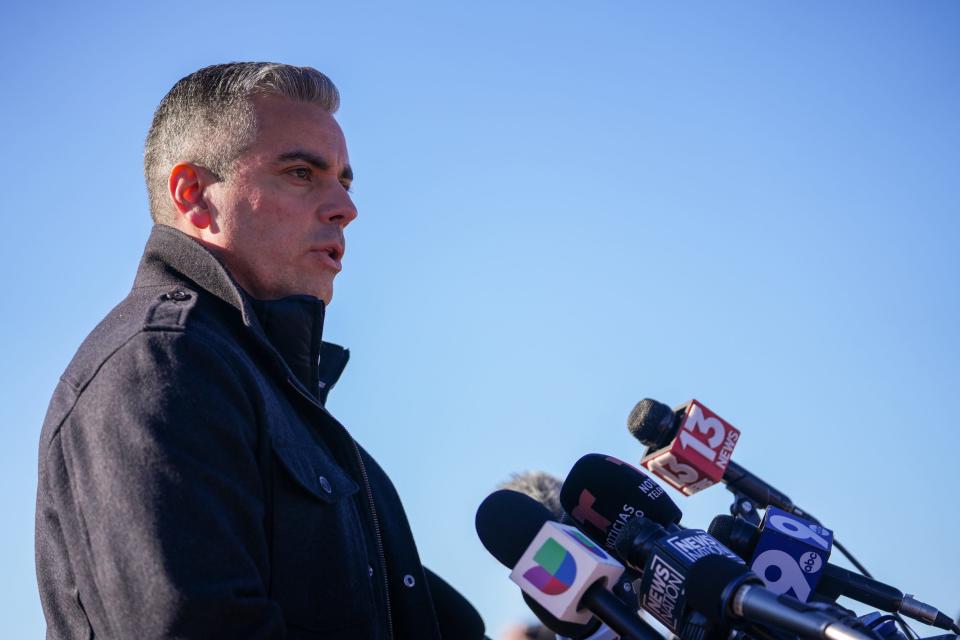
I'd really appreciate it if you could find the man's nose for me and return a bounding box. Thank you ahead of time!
[320,188,358,227]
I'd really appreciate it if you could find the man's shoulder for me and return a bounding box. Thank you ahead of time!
[40,285,258,454]
[60,284,245,394]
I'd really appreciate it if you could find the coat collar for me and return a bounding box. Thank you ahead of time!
[133,224,349,404]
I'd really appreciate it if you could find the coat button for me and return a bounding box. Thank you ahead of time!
[368,565,374,577]
[318,476,332,493]
[168,290,191,301]
[403,574,416,588]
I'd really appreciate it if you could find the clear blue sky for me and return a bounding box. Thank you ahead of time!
[2,2,958,638]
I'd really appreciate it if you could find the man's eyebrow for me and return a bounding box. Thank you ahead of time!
[276,151,353,182]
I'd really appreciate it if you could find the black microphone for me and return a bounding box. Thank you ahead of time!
[684,555,877,640]
[522,593,604,640]
[476,489,662,640]
[559,453,683,554]
[475,489,601,639]
[709,515,960,633]
[501,469,642,640]
[628,399,815,521]
[610,510,743,633]
[423,567,487,640]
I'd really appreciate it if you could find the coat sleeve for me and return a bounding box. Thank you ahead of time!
[42,329,285,639]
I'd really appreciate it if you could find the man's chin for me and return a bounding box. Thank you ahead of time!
[307,281,333,304]
[277,274,333,303]
[240,278,332,303]
[289,287,332,304]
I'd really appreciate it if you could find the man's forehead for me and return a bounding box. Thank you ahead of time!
[249,95,349,160]
[253,96,344,136]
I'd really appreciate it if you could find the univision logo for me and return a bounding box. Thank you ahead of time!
[522,538,577,595]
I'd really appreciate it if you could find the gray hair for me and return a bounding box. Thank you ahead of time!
[497,470,565,520]
[143,62,340,223]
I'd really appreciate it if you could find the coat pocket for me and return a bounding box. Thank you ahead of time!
[269,440,375,636]
[271,440,359,503]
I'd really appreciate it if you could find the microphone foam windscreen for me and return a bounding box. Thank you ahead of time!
[627,398,675,448]
[475,489,552,567]
[684,554,754,622]
[611,513,671,572]
[707,515,758,560]
[560,454,683,547]
[707,515,736,546]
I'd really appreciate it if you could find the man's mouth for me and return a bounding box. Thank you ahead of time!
[311,243,344,272]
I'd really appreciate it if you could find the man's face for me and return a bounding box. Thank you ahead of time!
[202,95,357,302]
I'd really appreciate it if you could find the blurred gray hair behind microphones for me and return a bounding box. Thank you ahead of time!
[497,470,564,521]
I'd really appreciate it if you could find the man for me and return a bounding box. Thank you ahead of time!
[36,62,451,639]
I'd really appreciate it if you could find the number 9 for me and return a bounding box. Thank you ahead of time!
[768,514,830,551]
[750,549,811,601]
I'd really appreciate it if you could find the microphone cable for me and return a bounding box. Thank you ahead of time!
[785,512,919,640]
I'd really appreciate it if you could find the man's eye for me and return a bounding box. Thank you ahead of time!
[290,168,311,180]
[340,182,353,193]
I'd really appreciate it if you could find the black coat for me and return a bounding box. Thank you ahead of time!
[35,225,443,640]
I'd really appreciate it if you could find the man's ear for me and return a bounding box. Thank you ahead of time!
[168,163,214,230]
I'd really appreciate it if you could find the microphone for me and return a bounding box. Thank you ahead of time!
[478,486,601,639]
[500,469,642,640]
[558,458,764,638]
[628,398,815,520]
[627,398,742,497]
[558,453,683,554]
[611,511,743,633]
[713,506,834,603]
[710,515,960,633]
[423,567,487,640]
[476,489,662,640]
[684,554,878,640]
[521,593,604,640]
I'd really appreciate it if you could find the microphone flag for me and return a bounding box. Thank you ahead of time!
[750,507,833,602]
[640,399,741,496]
[509,521,625,625]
